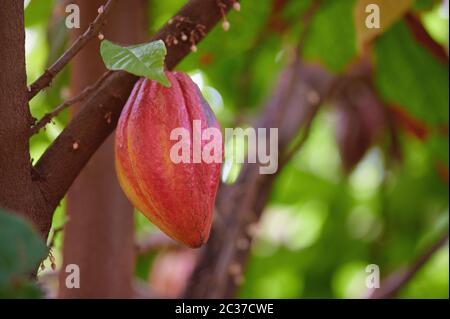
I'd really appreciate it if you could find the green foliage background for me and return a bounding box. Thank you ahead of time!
[7,0,447,298]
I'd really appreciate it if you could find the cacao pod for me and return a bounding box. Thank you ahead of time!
[331,60,386,173]
[115,72,222,248]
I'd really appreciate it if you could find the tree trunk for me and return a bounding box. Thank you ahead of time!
[58,0,147,298]
[0,1,50,236]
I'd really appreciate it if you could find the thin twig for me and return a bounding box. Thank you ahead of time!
[46,223,66,249]
[368,231,449,299]
[39,221,68,274]
[30,71,112,135]
[27,0,115,100]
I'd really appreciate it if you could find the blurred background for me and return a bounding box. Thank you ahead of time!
[1,0,448,298]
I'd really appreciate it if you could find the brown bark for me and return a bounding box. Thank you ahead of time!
[58,0,147,298]
[0,1,50,236]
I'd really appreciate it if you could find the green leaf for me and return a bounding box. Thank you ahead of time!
[0,209,47,298]
[0,280,43,299]
[413,0,439,11]
[100,39,170,87]
[303,0,357,72]
[374,21,449,125]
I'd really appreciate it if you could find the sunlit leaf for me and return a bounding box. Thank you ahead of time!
[374,21,449,125]
[100,39,170,87]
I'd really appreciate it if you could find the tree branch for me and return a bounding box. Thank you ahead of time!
[30,71,111,135]
[27,0,115,100]
[34,0,239,233]
[368,231,449,299]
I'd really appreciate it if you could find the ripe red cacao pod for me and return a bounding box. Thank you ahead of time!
[115,72,222,248]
